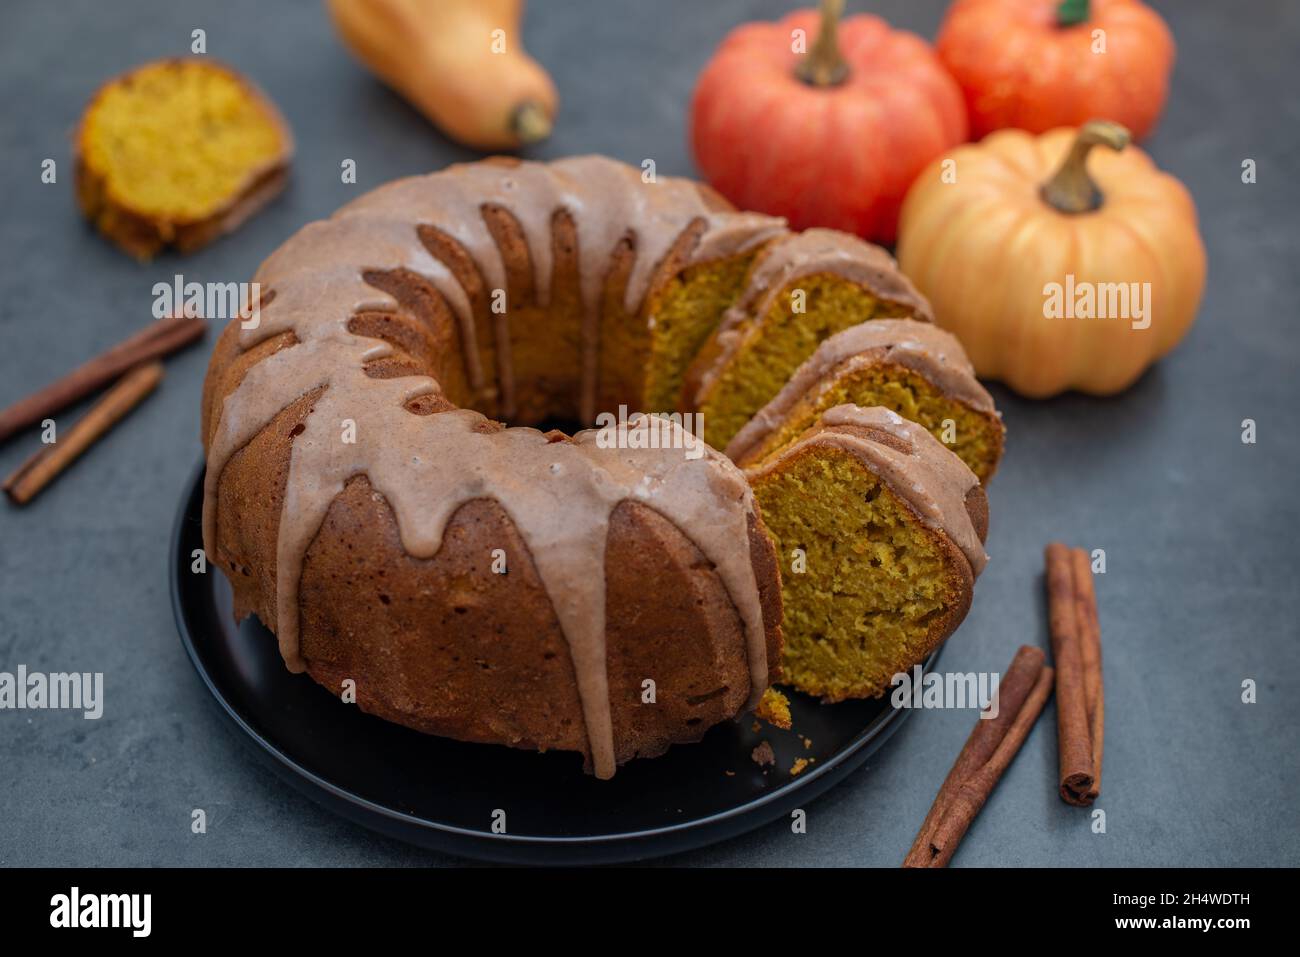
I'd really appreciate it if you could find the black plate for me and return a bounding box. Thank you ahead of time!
[171,459,936,864]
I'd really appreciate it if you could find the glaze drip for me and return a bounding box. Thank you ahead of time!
[202,156,782,779]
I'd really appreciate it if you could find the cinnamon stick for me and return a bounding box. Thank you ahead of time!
[0,316,203,444]
[1045,542,1096,805]
[3,362,164,505]
[920,664,1055,868]
[1071,547,1105,800]
[903,645,1051,868]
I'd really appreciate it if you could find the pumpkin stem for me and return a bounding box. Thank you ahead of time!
[511,102,552,144]
[795,0,849,87]
[1056,0,1090,27]
[1040,120,1131,214]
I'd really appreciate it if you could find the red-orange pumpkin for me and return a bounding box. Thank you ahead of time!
[690,0,967,244]
[936,0,1175,141]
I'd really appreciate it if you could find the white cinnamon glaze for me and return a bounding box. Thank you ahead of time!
[747,405,988,576]
[726,319,996,464]
[202,156,784,779]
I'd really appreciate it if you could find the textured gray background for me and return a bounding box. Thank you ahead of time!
[1,0,1296,867]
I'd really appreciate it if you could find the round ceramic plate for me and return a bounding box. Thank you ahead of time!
[171,460,936,864]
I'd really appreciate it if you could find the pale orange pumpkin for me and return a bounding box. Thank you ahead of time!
[896,121,1205,398]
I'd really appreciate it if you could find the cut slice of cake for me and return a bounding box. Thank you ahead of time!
[746,405,988,702]
[639,245,763,415]
[75,58,293,259]
[680,229,933,450]
[727,319,1005,483]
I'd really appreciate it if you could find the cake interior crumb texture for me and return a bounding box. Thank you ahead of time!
[644,252,756,413]
[752,444,966,702]
[80,60,286,222]
[698,273,919,449]
[747,363,1003,482]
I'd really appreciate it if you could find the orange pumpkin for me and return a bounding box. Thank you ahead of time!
[936,0,1175,141]
[896,121,1205,398]
[690,0,966,244]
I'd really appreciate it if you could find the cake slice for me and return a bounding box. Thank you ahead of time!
[747,405,988,701]
[727,319,1005,483]
[75,58,293,259]
[639,243,763,415]
[681,229,933,450]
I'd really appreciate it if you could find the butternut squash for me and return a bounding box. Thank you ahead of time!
[326,0,558,150]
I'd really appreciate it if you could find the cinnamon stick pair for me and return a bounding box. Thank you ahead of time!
[1045,542,1105,805]
[4,363,164,505]
[903,645,1055,868]
[903,545,1106,865]
[0,315,204,444]
[1,316,206,504]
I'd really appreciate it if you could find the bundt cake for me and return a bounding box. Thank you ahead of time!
[202,155,793,779]
[201,155,995,777]
[76,58,292,259]
[727,319,1005,483]
[680,229,935,451]
[747,405,988,702]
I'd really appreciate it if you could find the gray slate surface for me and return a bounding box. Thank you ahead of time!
[1,0,1296,867]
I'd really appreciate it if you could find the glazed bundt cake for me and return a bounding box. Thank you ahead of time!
[202,155,996,777]
[681,229,935,451]
[747,405,988,702]
[203,156,789,779]
[727,319,1005,483]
